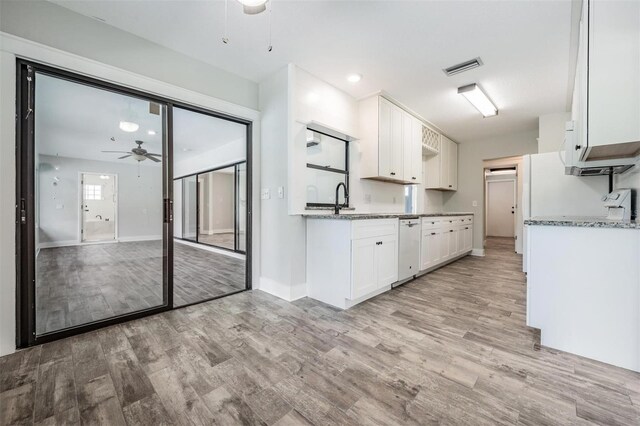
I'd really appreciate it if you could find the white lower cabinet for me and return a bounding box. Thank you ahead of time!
[420,215,473,272]
[307,218,398,309]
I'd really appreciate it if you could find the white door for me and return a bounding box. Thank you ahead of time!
[351,237,378,299]
[376,234,399,288]
[402,112,413,182]
[448,228,459,258]
[448,141,458,190]
[440,138,450,189]
[487,180,516,237]
[421,230,441,270]
[81,173,116,242]
[410,117,423,184]
[464,226,473,252]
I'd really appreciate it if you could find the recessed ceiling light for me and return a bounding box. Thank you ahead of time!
[147,130,156,135]
[119,121,139,132]
[458,83,498,118]
[347,74,362,83]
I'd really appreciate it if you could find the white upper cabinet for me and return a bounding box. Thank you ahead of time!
[425,134,458,191]
[359,96,423,184]
[573,0,640,162]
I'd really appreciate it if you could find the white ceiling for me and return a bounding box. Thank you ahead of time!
[36,73,245,165]
[49,0,574,143]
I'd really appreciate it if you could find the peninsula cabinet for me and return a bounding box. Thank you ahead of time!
[307,218,398,309]
[425,135,458,191]
[359,95,423,184]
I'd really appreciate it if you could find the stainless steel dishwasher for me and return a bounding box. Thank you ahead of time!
[397,218,421,284]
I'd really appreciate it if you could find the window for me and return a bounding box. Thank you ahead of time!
[305,129,349,207]
[84,184,102,200]
[404,185,417,214]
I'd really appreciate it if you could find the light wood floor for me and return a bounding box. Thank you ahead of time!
[198,233,235,250]
[4,238,639,425]
[36,241,245,334]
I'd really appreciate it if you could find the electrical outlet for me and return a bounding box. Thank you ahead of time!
[472,200,478,207]
[277,186,284,199]
[261,188,271,200]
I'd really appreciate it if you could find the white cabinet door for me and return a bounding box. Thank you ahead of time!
[424,153,441,189]
[446,228,459,258]
[410,117,423,184]
[378,98,393,179]
[376,234,399,287]
[440,137,450,189]
[421,229,442,270]
[351,237,378,299]
[402,112,413,182]
[464,225,473,252]
[457,226,465,255]
[390,105,404,180]
[448,140,458,191]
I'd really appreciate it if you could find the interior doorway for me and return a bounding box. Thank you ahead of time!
[80,172,117,242]
[486,178,516,237]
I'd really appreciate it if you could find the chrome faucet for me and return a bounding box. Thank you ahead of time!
[335,182,349,214]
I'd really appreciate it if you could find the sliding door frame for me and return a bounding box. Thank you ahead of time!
[15,59,253,348]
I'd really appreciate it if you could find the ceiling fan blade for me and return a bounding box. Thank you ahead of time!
[102,150,131,154]
[145,154,161,163]
[118,155,132,159]
[146,153,162,157]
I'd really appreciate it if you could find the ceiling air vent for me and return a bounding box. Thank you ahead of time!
[443,57,483,76]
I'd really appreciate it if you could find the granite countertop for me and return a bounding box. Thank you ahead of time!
[525,216,640,229]
[303,212,474,220]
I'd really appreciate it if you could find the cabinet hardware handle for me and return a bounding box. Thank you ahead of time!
[431,232,436,235]
[575,145,581,151]
[390,172,396,176]
[449,230,453,233]
[448,185,452,188]
[412,177,416,180]
[465,227,469,230]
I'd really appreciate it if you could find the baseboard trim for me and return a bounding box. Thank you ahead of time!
[39,236,162,249]
[471,248,485,257]
[174,238,245,260]
[118,235,162,242]
[258,277,307,302]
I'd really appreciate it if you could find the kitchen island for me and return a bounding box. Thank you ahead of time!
[525,217,640,372]
[305,213,474,309]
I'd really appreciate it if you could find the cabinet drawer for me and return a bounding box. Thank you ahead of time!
[351,219,398,240]
[421,218,443,229]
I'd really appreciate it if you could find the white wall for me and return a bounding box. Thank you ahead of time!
[174,138,246,178]
[538,112,571,153]
[38,155,163,246]
[443,129,539,252]
[0,33,261,357]
[0,0,258,110]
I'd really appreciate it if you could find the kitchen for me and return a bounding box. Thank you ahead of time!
[1,0,640,424]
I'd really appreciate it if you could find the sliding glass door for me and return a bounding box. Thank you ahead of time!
[17,61,251,347]
[17,61,169,343]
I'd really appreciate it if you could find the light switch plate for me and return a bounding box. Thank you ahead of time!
[277,186,284,199]
[261,188,271,200]
[472,200,478,207]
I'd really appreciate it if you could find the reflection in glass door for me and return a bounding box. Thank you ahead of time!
[172,107,248,307]
[27,67,168,337]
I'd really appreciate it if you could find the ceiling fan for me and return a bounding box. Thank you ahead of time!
[102,140,162,163]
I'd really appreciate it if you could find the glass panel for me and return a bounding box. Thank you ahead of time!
[305,167,347,205]
[172,107,247,307]
[236,163,247,253]
[181,176,197,242]
[306,130,347,170]
[34,72,166,336]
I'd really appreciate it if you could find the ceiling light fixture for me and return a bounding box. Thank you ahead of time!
[119,121,139,132]
[147,130,156,135]
[222,0,273,51]
[347,74,362,83]
[458,83,498,118]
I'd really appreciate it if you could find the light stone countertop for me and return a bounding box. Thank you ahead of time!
[302,212,474,220]
[524,216,640,229]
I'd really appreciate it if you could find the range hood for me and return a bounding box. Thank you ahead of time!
[566,164,634,176]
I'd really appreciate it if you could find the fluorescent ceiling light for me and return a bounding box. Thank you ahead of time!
[147,130,156,135]
[237,0,267,14]
[347,74,362,83]
[119,121,139,132]
[458,83,498,118]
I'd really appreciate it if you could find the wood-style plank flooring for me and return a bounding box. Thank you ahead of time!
[198,233,235,250]
[36,241,245,334]
[5,237,639,425]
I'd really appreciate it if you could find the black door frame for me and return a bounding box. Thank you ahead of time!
[15,59,253,348]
